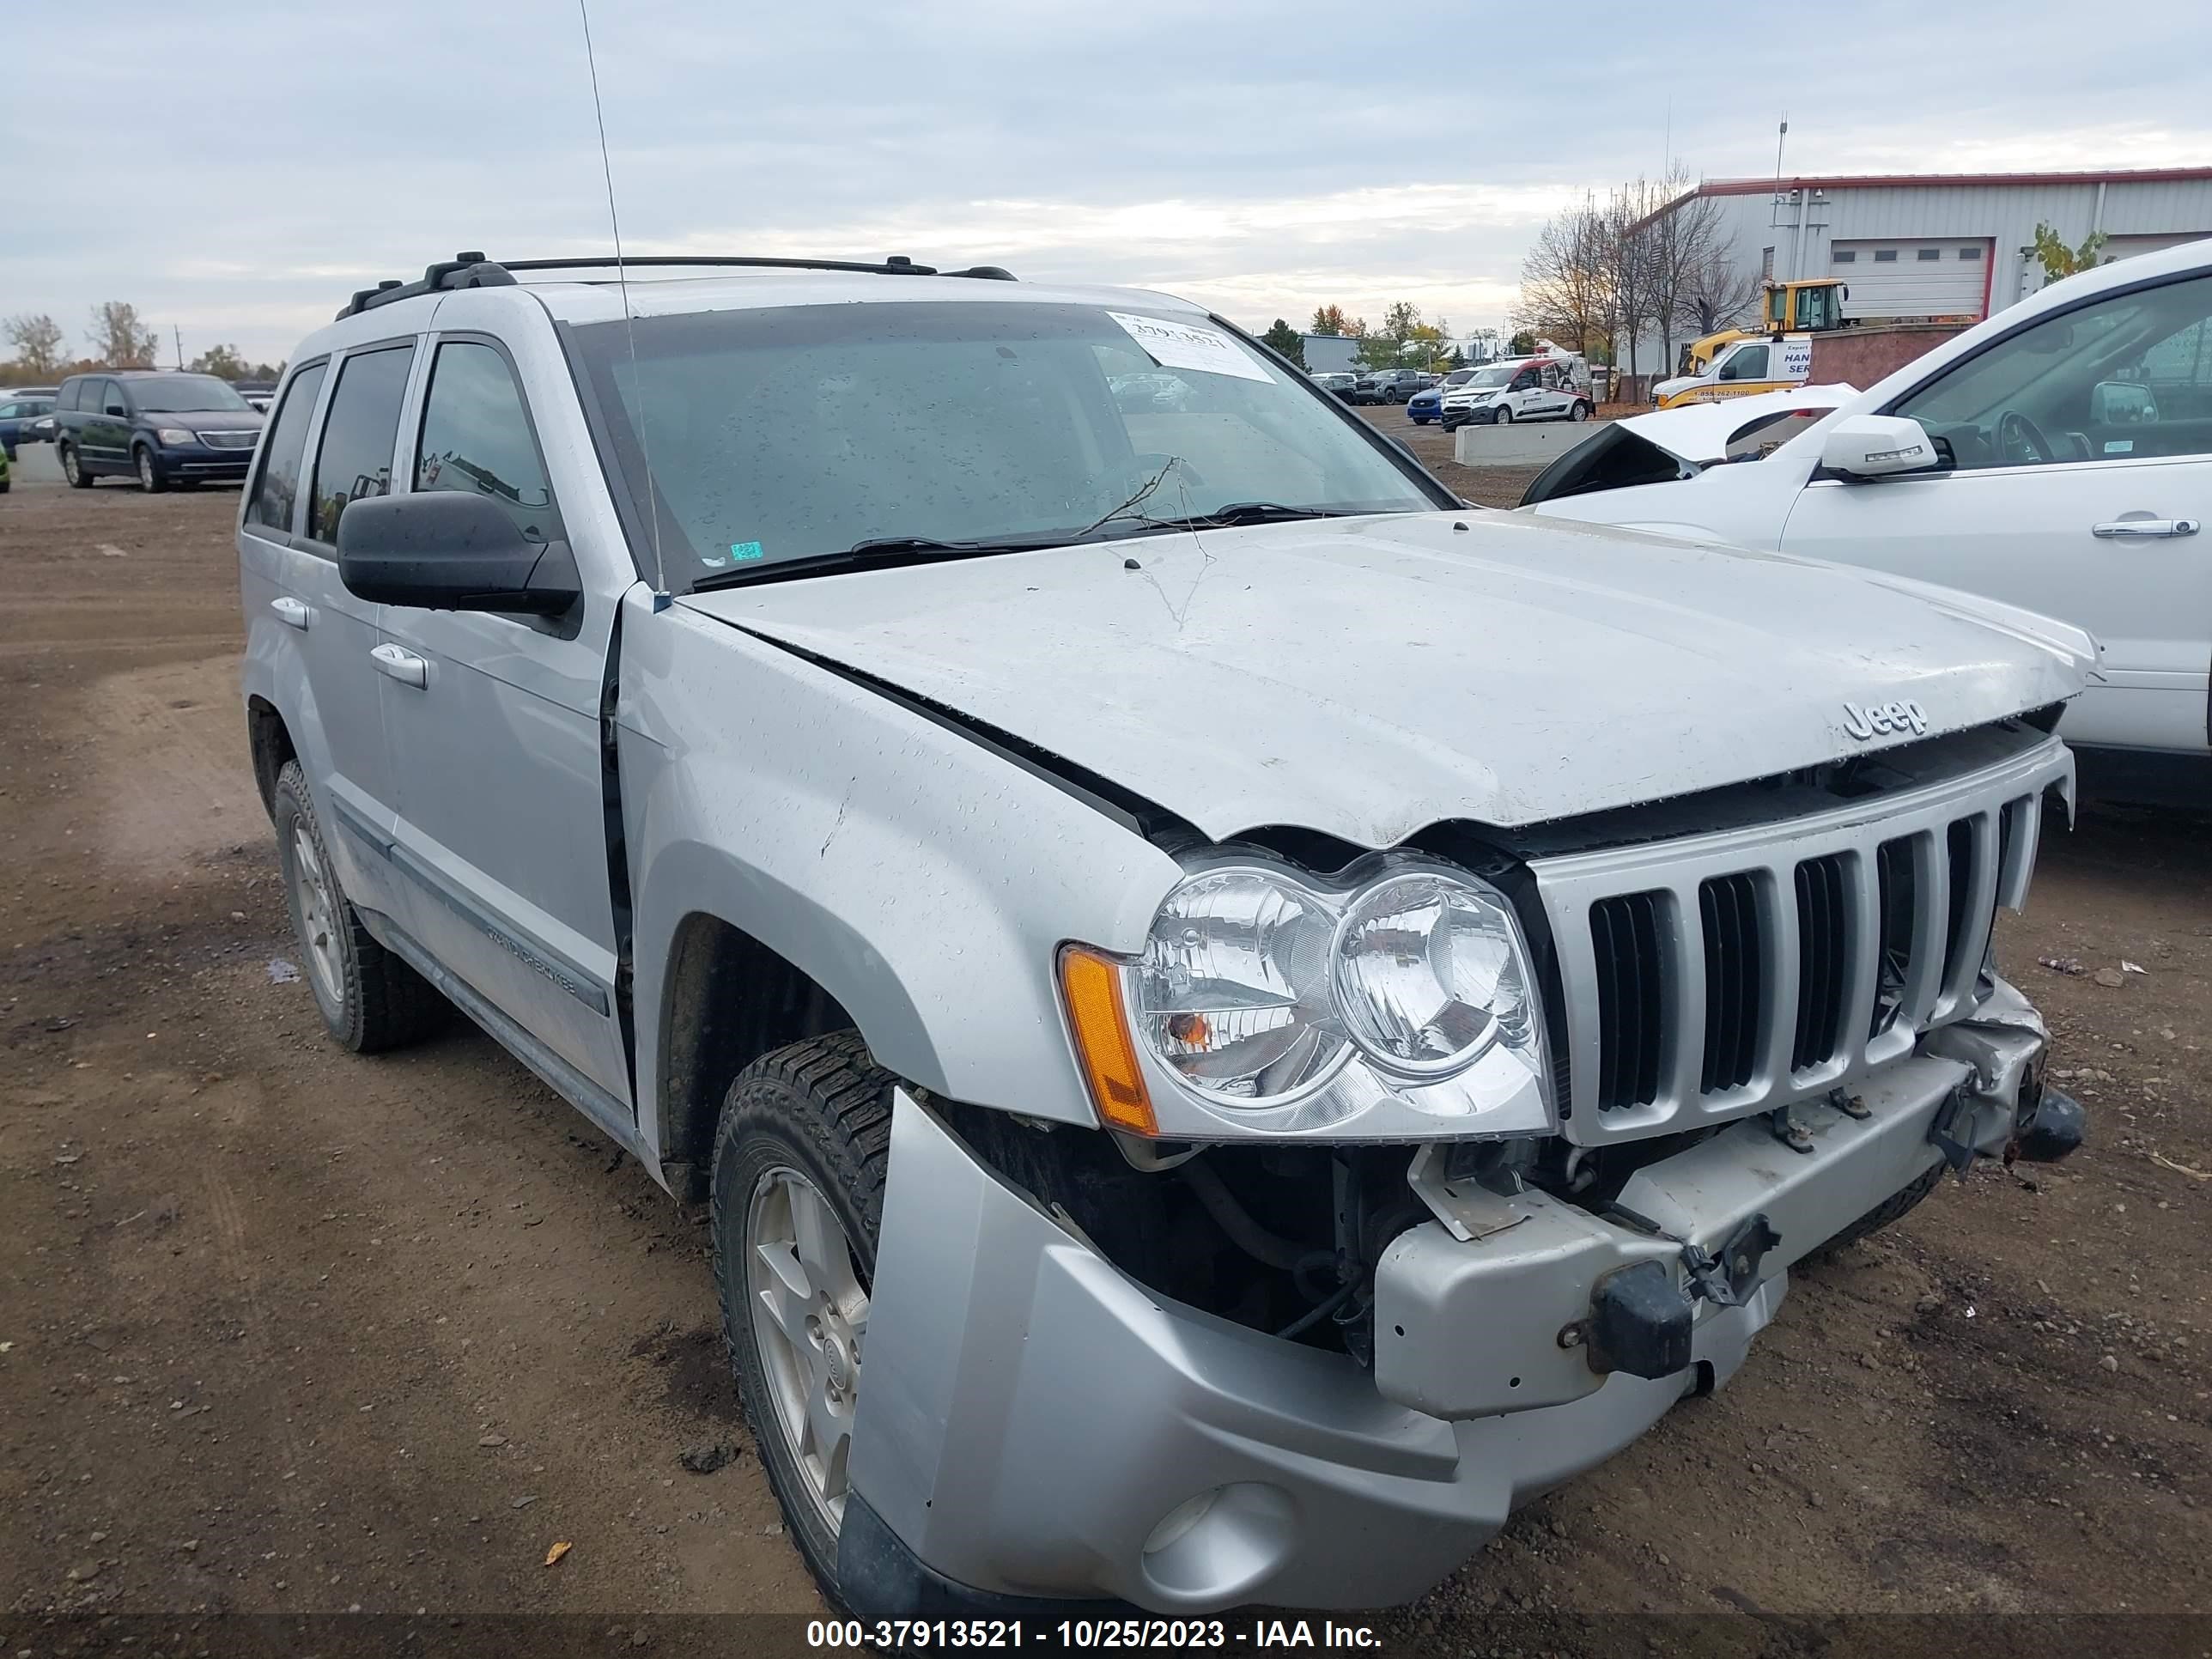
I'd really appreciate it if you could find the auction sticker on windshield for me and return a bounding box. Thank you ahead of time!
[1109,313,1272,383]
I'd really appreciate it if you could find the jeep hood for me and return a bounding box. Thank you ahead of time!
[679,512,2093,848]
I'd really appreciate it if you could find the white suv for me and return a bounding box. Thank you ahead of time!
[240,249,2091,1620]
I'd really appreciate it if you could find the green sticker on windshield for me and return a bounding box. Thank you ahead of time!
[730,541,764,562]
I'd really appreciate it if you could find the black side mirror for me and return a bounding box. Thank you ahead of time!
[337,492,580,616]
[105,404,127,417]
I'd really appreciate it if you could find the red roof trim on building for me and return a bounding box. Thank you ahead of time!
[1625,167,2212,237]
[1698,166,2212,196]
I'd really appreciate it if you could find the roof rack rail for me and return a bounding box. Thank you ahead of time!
[338,252,1016,318]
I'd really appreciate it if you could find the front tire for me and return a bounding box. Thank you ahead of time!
[1570,399,1593,422]
[61,444,94,488]
[713,1033,896,1610]
[135,445,167,494]
[272,760,442,1053]
[1495,404,1514,425]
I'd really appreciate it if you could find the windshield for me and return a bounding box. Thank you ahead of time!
[129,375,252,413]
[569,301,1439,585]
[1468,364,1516,388]
[1441,369,1476,387]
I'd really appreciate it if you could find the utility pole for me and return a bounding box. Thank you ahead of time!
[173,325,184,370]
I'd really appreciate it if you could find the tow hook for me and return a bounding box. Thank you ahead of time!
[1927,1085,1981,1176]
[1579,1211,1780,1380]
[1680,1212,1781,1310]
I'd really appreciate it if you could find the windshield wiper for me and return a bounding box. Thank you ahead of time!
[1146,501,1368,530]
[688,532,1082,592]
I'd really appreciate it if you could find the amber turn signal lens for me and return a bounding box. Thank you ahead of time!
[1058,945,1157,1136]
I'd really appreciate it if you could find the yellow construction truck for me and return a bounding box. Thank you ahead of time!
[1655,277,1848,408]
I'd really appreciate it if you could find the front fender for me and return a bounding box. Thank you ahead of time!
[622,592,1184,1151]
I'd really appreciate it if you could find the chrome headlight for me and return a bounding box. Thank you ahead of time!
[1333,872,1534,1076]
[155,428,196,447]
[1112,858,1556,1139]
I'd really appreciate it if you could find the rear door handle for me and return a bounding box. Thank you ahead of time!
[2092,516,2200,538]
[369,643,428,688]
[269,596,311,629]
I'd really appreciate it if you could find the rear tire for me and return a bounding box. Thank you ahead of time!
[713,1032,896,1612]
[272,760,443,1053]
[1814,1162,1943,1256]
[61,444,94,488]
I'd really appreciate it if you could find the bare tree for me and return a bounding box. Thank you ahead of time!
[1601,176,1674,380]
[1674,246,1761,346]
[87,301,159,368]
[5,313,66,378]
[1515,195,1613,360]
[1632,165,1757,375]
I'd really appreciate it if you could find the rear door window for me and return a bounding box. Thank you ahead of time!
[246,362,329,538]
[308,345,415,546]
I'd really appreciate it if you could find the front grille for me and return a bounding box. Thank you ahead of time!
[1790,854,1850,1072]
[1698,873,1763,1092]
[198,429,259,450]
[1589,893,1664,1111]
[1536,736,2071,1141]
[1869,838,1917,1037]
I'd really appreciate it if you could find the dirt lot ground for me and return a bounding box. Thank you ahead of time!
[2,452,2208,1653]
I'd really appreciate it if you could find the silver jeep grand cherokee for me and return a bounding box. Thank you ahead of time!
[239,250,2094,1619]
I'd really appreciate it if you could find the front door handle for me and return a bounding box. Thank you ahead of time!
[369,643,429,688]
[2092,515,2200,539]
[269,596,311,629]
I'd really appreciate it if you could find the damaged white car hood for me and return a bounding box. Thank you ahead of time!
[681,512,2093,848]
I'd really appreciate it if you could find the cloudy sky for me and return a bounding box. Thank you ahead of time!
[4,0,2209,366]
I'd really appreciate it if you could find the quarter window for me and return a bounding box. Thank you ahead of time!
[246,362,328,536]
[414,341,562,544]
[309,345,414,545]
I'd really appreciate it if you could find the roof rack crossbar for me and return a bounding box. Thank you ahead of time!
[338,251,1016,318]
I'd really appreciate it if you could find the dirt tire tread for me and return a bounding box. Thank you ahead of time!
[709,1030,897,1611]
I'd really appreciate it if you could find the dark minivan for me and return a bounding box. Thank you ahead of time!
[52,370,264,491]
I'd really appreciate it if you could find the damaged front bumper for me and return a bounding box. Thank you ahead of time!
[841,984,2060,1617]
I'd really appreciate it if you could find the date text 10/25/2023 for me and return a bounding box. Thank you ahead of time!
[807,1619,1385,1650]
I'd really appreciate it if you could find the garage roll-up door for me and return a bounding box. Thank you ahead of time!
[1829,238,1990,320]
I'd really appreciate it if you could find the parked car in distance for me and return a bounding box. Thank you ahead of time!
[1310,370,1358,400]
[1524,234,2212,799]
[51,370,265,492]
[0,394,55,458]
[1442,354,1595,429]
[234,380,278,413]
[1354,367,1428,405]
[246,247,2092,1625]
[1407,368,1480,424]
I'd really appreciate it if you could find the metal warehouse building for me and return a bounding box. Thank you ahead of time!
[1632,166,2212,360]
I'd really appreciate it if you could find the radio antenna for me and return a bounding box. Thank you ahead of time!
[576,0,667,604]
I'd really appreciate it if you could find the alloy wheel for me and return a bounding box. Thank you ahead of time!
[746,1166,868,1534]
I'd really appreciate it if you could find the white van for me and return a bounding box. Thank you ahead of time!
[1439,351,1595,429]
